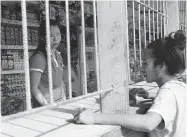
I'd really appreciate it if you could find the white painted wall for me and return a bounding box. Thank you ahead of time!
[166,1,180,34]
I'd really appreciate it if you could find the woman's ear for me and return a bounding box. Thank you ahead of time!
[157,63,166,76]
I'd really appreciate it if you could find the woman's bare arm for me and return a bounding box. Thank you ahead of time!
[30,71,48,105]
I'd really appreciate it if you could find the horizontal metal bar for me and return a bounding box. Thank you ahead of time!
[2,87,113,122]
[55,87,114,106]
[134,0,168,18]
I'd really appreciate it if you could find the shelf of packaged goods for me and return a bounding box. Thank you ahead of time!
[1,70,25,75]
[1,45,37,50]
[1,18,40,27]
[50,3,93,15]
[87,69,95,72]
[86,47,95,51]
[85,27,94,32]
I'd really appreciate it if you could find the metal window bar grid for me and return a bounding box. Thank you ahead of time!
[129,0,168,83]
[179,1,186,32]
[2,0,114,120]
[180,24,187,32]
[134,0,168,17]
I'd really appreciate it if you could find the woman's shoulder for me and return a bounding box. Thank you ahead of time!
[160,80,186,92]
[30,50,47,67]
[30,50,47,69]
[30,50,46,60]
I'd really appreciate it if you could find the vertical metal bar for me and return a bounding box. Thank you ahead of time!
[138,3,142,67]
[181,1,182,26]
[156,0,159,39]
[152,1,155,40]
[163,1,166,36]
[45,0,53,104]
[21,0,32,110]
[65,0,72,99]
[162,0,164,36]
[93,0,100,90]
[160,1,163,38]
[183,1,184,27]
[183,1,186,27]
[184,1,185,28]
[185,1,186,28]
[180,1,181,29]
[143,0,146,48]
[166,1,168,35]
[0,0,1,115]
[179,1,181,27]
[132,1,137,63]
[81,0,87,95]
[148,1,151,43]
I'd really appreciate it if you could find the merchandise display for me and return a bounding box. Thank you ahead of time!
[1,1,97,115]
[1,1,39,115]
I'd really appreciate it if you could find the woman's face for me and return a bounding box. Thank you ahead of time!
[142,49,159,83]
[50,25,61,50]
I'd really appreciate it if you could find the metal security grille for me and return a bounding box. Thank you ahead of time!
[1,0,113,120]
[127,0,168,83]
[179,1,187,32]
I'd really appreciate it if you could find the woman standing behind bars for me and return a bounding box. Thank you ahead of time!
[30,20,66,107]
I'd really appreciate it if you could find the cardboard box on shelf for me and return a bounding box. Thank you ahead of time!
[1,26,6,45]
[5,26,11,45]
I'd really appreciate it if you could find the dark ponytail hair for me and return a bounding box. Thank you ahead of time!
[147,30,186,75]
[36,19,61,57]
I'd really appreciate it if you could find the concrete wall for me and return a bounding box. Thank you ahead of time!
[97,1,129,114]
[166,1,180,34]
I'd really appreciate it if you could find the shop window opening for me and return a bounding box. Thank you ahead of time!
[1,0,114,119]
[127,0,168,84]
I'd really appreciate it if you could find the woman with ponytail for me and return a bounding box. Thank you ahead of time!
[73,30,187,137]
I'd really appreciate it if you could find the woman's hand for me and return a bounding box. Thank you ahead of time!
[73,108,95,125]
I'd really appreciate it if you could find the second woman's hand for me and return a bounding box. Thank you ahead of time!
[130,88,149,99]
[74,109,95,125]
